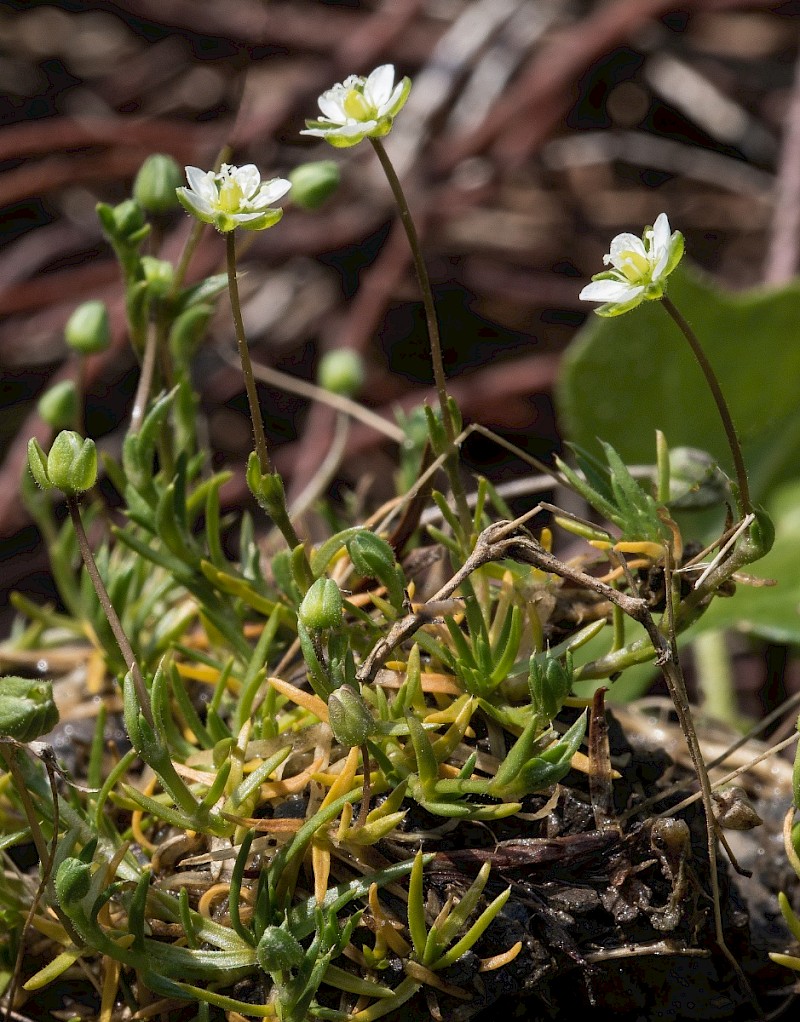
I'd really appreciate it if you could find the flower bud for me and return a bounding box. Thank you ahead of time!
[347,531,404,610]
[27,438,51,491]
[141,256,175,298]
[38,380,78,430]
[327,684,376,747]
[28,431,97,496]
[55,857,92,909]
[65,300,111,355]
[528,652,572,724]
[0,676,59,741]
[317,349,364,398]
[256,925,305,973]
[246,455,284,512]
[299,577,343,630]
[111,198,147,238]
[288,160,340,209]
[133,153,183,214]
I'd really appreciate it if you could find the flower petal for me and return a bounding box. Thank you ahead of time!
[318,90,348,123]
[579,279,643,304]
[184,192,214,216]
[176,188,214,223]
[234,164,261,199]
[231,210,269,223]
[238,208,284,232]
[185,166,217,204]
[364,64,394,109]
[662,231,684,278]
[381,77,411,117]
[254,178,292,206]
[649,213,671,258]
[316,127,369,148]
[606,232,647,269]
[594,292,646,316]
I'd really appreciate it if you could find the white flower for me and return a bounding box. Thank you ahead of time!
[300,64,411,148]
[176,164,291,233]
[579,213,684,316]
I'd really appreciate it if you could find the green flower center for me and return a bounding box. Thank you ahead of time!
[618,249,650,283]
[217,177,245,214]
[343,87,374,121]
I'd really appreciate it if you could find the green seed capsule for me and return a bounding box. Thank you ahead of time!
[64,300,111,356]
[133,153,183,214]
[55,857,91,909]
[317,349,364,398]
[45,431,97,496]
[38,380,78,431]
[327,684,376,748]
[299,577,343,630]
[288,160,340,210]
[0,676,59,742]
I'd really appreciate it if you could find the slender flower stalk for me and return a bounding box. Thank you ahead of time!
[660,295,751,517]
[66,496,154,728]
[369,138,471,532]
[175,161,291,471]
[226,231,271,475]
[303,66,472,536]
[176,164,304,550]
[369,139,453,445]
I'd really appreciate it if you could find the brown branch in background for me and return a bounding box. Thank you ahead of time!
[0,116,205,164]
[435,0,785,173]
[764,46,800,285]
[335,0,426,70]
[112,0,442,60]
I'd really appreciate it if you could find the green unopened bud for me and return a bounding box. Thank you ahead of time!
[246,455,285,515]
[327,684,376,747]
[28,431,97,496]
[65,300,111,356]
[317,349,364,398]
[141,256,175,298]
[256,925,305,973]
[27,438,51,491]
[38,380,78,430]
[288,160,340,210]
[55,857,92,909]
[299,577,343,630]
[133,153,183,214]
[0,676,59,741]
[111,198,147,238]
[347,531,404,610]
[528,652,572,724]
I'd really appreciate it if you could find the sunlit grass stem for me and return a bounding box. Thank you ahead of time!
[661,295,751,518]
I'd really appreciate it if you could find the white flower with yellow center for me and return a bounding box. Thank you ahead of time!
[301,64,411,148]
[579,213,684,316]
[176,164,291,233]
